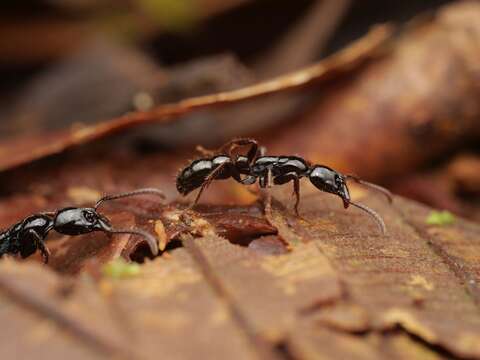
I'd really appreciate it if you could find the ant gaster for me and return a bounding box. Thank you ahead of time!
[0,188,165,263]
[176,139,393,234]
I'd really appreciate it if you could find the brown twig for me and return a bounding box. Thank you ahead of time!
[0,24,393,172]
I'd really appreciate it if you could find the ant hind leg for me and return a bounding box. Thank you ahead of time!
[272,172,301,216]
[263,169,274,218]
[37,240,51,264]
[292,177,301,216]
[223,138,259,164]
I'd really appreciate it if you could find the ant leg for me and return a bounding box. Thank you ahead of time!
[239,175,257,186]
[293,177,300,216]
[220,138,257,153]
[40,211,56,217]
[273,172,301,216]
[196,138,260,163]
[195,145,216,157]
[37,239,51,264]
[23,229,50,264]
[258,146,267,157]
[190,162,229,208]
[222,138,259,164]
[264,169,273,217]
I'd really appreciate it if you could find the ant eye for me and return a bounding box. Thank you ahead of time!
[83,211,97,223]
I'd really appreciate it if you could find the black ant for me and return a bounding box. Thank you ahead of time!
[176,139,393,234]
[0,188,165,263]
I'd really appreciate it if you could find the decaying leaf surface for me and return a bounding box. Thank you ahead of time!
[0,255,257,360]
[286,190,480,359]
[1,170,480,359]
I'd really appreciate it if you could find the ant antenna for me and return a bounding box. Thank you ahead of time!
[107,228,159,255]
[348,201,387,235]
[346,175,393,203]
[95,188,166,210]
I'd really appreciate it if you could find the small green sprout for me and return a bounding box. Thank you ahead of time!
[103,258,141,279]
[426,210,456,226]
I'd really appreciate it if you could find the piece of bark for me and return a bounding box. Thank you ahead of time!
[1,161,480,358]
[0,254,257,360]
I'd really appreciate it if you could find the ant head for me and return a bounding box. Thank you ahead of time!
[309,166,350,208]
[176,167,196,195]
[54,207,112,235]
[176,159,216,195]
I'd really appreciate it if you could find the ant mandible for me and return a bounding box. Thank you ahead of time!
[176,139,393,234]
[0,188,165,263]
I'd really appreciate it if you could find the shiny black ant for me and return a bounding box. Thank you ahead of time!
[0,188,165,263]
[176,139,393,234]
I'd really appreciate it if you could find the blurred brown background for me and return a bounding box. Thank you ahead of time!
[0,0,479,222]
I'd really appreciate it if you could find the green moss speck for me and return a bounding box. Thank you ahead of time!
[103,258,141,279]
[426,210,455,226]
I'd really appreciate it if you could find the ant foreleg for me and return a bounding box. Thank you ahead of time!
[23,229,50,263]
[273,172,301,216]
[190,162,229,208]
[37,238,51,264]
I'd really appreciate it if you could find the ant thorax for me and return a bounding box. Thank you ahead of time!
[251,156,309,177]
